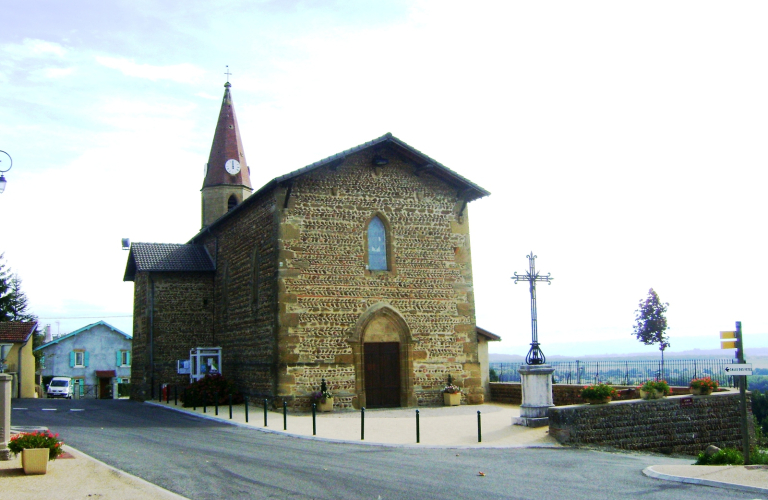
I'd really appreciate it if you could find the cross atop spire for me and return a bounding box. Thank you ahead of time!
[224,65,232,84]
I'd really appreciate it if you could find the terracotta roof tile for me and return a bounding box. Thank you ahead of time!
[0,321,37,343]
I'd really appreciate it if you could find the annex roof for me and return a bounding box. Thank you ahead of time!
[0,321,37,344]
[476,326,501,341]
[34,320,131,351]
[191,132,491,238]
[123,242,215,281]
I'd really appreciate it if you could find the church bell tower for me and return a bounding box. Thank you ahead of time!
[201,81,253,227]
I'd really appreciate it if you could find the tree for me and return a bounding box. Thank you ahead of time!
[0,253,13,321]
[0,253,37,322]
[7,274,36,322]
[632,288,670,378]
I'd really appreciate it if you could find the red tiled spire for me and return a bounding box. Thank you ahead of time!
[202,82,252,189]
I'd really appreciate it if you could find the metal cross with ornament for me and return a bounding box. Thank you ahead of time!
[513,252,553,365]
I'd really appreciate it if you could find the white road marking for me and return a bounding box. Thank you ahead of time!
[42,408,57,411]
[12,408,28,410]
[70,409,85,412]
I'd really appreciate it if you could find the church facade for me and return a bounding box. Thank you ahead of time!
[124,82,493,409]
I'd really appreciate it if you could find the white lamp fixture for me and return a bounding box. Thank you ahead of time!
[0,150,12,194]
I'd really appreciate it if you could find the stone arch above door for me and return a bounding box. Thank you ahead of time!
[349,302,416,408]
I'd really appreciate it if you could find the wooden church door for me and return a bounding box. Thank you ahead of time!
[364,342,401,408]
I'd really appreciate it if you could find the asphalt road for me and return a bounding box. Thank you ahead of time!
[11,399,755,500]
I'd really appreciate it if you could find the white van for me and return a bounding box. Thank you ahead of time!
[47,377,74,399]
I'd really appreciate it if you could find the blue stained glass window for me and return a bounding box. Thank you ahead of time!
[368,216,388,270]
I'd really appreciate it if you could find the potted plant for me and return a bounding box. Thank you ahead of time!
[8,430,64,474]
[443,375,461,406]
[310,378,334,412]
[580,383,618,404]
[690,377,718,396]
[639,380,670,399]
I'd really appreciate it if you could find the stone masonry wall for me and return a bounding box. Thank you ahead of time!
[130,272,214,401]
[276,146,480,409]
[548,392,754,455]
[198,193,278,399]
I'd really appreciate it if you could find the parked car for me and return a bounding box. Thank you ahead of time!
[47,377,74,399]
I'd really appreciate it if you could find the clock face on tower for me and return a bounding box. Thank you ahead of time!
[225,159,241,175]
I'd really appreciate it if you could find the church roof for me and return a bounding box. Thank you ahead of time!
[0,321,37,344]
[123,243,214,281]
[476,326,501,341]
[192,132,490,237]
[275,132,489,201]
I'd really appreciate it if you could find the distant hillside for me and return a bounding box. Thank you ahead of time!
[490,347,768,369]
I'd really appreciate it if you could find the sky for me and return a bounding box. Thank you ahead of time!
[1,1,767,358]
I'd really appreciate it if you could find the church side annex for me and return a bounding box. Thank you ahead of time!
[124,82,492,409]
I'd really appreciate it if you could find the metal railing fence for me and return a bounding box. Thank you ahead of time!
[490,358,738,388]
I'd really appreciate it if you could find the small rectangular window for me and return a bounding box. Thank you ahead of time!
[121,351,131,366]
[75,351,84,367]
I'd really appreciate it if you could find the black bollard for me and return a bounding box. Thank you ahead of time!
[166,385,169,404]
[416,409,420,443]
[361,407,365,441]
[312,403,317,436]
[203,399,206,413]
[229,394,233,419]
[477,411,482,443]
[215,392,219,416]
[264,399,268,427]
[174,386,178,406]
[283,401,287,430]
[244,396,249,423]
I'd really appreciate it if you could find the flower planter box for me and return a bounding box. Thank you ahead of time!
[22,448,49,475]
[317,397,334,412]
[585,397,611,405]
[639,389,665,400]
[444,392,461,406]
[690,387,713,396]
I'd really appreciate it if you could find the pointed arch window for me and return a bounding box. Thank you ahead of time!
[368,216,388,271]
[228,195,238,211]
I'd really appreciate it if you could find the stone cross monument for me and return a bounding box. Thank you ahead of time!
[512,252,555,427]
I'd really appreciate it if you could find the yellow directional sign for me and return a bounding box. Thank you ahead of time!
[720,331,737,339]
[722,340,737,349]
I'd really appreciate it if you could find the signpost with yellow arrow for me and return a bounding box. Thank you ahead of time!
[720,322,750,465]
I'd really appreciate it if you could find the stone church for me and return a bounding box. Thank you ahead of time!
[124,82,498,409]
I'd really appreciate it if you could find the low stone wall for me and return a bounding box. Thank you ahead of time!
[547,391,753,455]
[490,382,696,406]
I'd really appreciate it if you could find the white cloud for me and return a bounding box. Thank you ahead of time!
[194,92,220,100]
[2,38,66,59]
[95,56,205,83]
[40,67,75,79]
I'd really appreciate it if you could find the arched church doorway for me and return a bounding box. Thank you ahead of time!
[351,304,416,409]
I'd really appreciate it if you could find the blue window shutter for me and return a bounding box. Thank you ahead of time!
[116,351,121,366]
[70,352,75,367]
[84,352,90,367]
[126,351,131,366]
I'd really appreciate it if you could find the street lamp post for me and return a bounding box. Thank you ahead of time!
[0,150,12,194]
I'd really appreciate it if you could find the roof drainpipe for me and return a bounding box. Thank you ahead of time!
[149,274,155,400]
[17,339,24,397]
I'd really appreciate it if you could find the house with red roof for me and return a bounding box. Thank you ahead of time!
[0,321,37,398]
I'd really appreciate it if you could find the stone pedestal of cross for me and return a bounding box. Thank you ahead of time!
[512,252,555,427]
